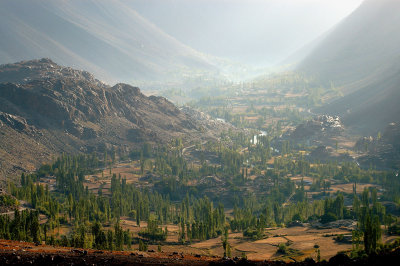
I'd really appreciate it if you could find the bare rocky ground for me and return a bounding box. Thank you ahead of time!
[1,239,400,265]
[0,239,215,265]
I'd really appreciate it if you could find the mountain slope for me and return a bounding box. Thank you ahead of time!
[299,0,400,85]
[297,0,400,133]
[0,59,225,180]
[0,0,218,84]
[320,59,400,133]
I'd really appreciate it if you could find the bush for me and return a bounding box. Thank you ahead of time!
[277,243,288,254]
[138,230,167,241]
[320,212,337,224]
[0,195,18,207]
[388,224,400,235]
[307,215,319,222]
[138,218,167,241]
[243,228,263,240]
[241,252,247,260]
[139,240,148,251]
[335,234,344,242]
[128,210,136,219]
[38,164,53,177]
[292,213,302,222]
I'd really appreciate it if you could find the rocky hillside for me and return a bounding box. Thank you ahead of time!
[356,122,400,170]
[288,115,343,141]
[0,59,224,180]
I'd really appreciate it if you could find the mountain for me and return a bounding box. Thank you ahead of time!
[0,59,227,180]
[0,0,218,85]
[297,0,400,133]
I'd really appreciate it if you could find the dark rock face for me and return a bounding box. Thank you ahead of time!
[357,122,400,170]
[354,136,374,152]
[0,59,214,179]
[308,145,353,163]
[0,112,30,132]
[289,115,343,141]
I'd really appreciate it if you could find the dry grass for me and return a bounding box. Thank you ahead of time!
[187,226,366,261]
[329,183,380,194]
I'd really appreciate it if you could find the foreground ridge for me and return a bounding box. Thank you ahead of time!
[1,239,400,265]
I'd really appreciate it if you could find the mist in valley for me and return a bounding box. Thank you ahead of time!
[1,0,400,264]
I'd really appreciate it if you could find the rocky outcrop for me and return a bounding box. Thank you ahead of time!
[286,115,343,145]
[0,112,32,132]
[179,106,234,132]
[354,136,374,152]
[357,122,400,170]
[0,58,105,86]
[0,59,220,180]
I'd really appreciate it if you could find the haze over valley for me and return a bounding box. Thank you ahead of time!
[0,0,400,265]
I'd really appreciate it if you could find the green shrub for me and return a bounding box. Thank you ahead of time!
[139,239,148,251]
[0,195,18,207]
[277,243,288,254]
[243,227,263,240]
[320,212,337,224]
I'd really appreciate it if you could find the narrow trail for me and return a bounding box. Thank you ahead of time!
[0,200,30,217]
[282,192,295,207]
[182,141,207,156]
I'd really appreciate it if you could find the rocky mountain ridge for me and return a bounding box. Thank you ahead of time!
[0,59,226,180]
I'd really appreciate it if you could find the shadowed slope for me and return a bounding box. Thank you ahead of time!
[0,0,218,84]
[298,0,400,133]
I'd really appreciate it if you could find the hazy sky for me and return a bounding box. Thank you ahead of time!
[127,0,364,66]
